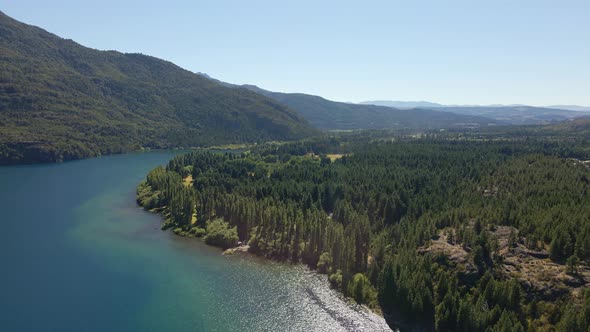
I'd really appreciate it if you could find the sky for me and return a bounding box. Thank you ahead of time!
[2,0,589,106]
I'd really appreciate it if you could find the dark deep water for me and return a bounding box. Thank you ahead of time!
[0,151,391,332]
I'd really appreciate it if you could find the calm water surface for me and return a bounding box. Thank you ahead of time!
[0,151,391,332]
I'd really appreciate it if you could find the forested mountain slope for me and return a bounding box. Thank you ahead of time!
[240,85,499,130]
[0,11,315,164]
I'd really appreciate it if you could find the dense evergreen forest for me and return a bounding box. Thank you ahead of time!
[0,11,315,164]
[138,127,590,331]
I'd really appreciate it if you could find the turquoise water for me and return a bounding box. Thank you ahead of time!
[0,151,391,332]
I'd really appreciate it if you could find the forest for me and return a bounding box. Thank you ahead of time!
[138,130,590,331]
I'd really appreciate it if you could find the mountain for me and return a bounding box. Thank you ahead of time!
[0,11,315,164]
[547,105,590,112]
[239,86,498,130]
[434,106,586,125]
[361,100,589,125]
[359,100,444,108]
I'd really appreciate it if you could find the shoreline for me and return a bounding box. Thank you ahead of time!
[139,201,393,330]
[0,144,253,167]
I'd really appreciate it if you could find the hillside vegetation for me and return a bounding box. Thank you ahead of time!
[0,11,315,164]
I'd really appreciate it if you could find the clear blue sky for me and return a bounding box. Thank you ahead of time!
[3,0,589,106]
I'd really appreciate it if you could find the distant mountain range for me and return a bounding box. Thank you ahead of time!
[361,101,590,125]
[0,11,315,164]
[239,86,498,130]
[546,105,590,112]
[362,100,590,111]
[360,100,446,108]
[192,77,500,130]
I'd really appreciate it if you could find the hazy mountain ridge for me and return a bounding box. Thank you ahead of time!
[360,100,444,108]
[198,74,585,129]
[436,106,588,125]
[547,105,590,112]
[0,11,316,164]
[361,100,590,125]
[226,84,499,130]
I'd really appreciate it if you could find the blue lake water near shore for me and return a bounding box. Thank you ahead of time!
[0,151,391,332]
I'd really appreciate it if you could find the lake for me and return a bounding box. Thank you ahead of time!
[0,151,391,331]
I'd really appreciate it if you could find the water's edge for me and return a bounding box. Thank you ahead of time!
[0,150,392,332]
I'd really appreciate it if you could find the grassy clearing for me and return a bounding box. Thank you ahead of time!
[182,174,193,187]
[326,153,346,162]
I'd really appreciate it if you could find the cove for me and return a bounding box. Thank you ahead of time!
[0,151,391,332]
